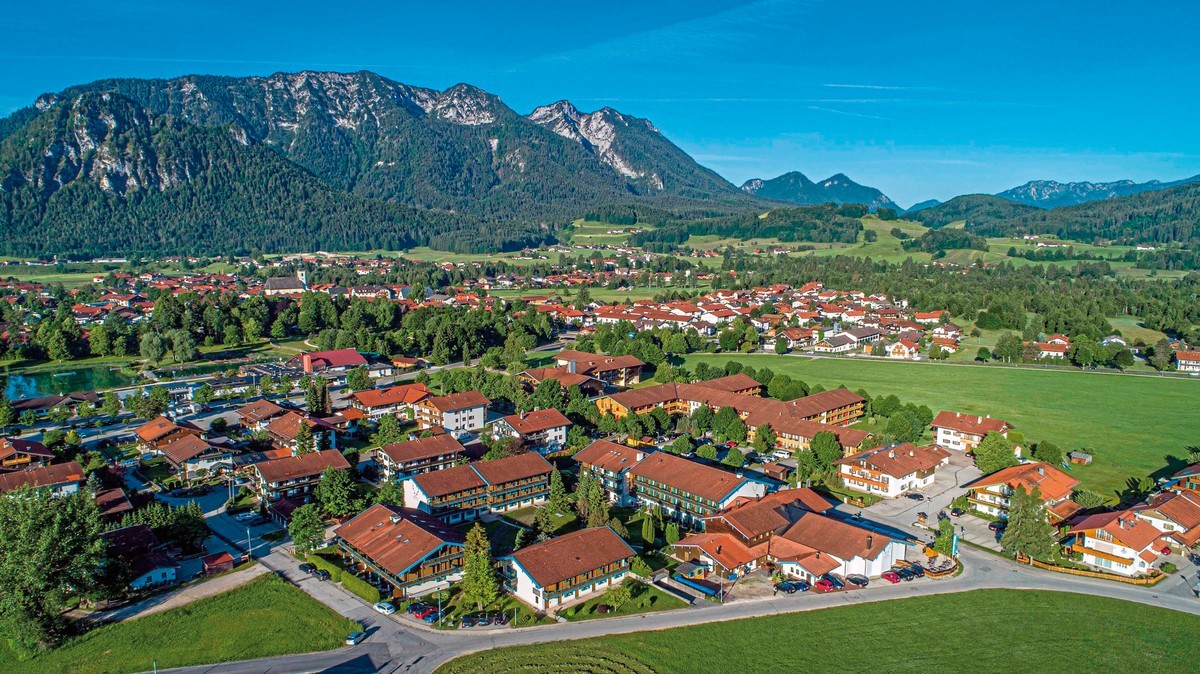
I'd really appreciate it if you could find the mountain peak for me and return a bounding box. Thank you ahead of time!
[743,170,893,210]
[997,175,1200,209]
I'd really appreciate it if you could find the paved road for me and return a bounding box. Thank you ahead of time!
[90,564,270,624]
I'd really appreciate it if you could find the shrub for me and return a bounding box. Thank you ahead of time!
[1161,562,1178,574]
[306,552,343,583]
[340,573,383,604]
[630,557,652,577]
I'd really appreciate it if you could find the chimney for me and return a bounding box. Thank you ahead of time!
[888,450,895,459]
[867,535,873,549]
[567,360,577,374]
[909,449,915,457]
[977,416,983,423]
[716,545,722,554]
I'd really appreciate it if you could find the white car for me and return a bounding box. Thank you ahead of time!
[234,511,256,522]
[771,449,792,460]
[373,601,396,615]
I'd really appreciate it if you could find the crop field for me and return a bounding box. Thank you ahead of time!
[436,590,1200,674]
[680,353,1200,497]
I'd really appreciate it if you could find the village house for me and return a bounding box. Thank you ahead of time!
[265,411,339,453]
[573,439,646,507]
[931,411,1011,451]
[262,273,307,296]
[134,417,206,454]
[629,452,765,529]
[1168,462,1200,493]
[235,399,288,430]
[0,437,54,471]
[553,350,645,387]
[1067,511,1168,577]
[517,367,605,396]
[348,383,432,420]
[836,443,951,499]
[502,527,635,612]
[415,391,490,433]
[674,489,905,582]
[887,339,920,360]
[100,524,179,590]
[1174,350,1200,373]
[1131,490,1200,548]
[250,449,351,502]
[159,434,233,482]
[376,433,467,482]
[335,504,467,600]
[287,348,367,375]
[402,452,553,523]
[965,461,1079,522]
[491,408,573,453]
[0,461,86,496]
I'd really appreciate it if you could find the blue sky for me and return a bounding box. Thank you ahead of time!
[3,0,1198,207]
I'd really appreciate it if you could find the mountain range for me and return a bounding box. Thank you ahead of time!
[0,71,760,256]
[996,176,1200,209]
[740,171,897,212]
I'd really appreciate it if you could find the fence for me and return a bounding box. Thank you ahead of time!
[1015,553,1166,586]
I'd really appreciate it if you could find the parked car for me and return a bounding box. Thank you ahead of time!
[345,631,366,646]
[881,571,902,584]
[892,567,915,581]
[950,507,965,517]
[407,602,430,615]
[313,569,331,582]
[459,614,477,628]
[373,601,396,615]
[775,581,798,594]
[905,492,925,501]
[234,511,256,522]
[792,579,810,592]
[414,606,438,620]
[771,449,792,460]
[822,573,845,590]
[474,612,492,626]
[491,611,510,625]
[907,563,926,578]
[298,563,316,574]
[814,578,836,592]
[846,574,869,588]
[988,521,1007,532]
[422,610,442,624]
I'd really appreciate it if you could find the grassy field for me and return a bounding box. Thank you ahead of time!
[681,353,1200,497]
[436,590,1200,674]
[560,582,687,622]
[0,575,358,674]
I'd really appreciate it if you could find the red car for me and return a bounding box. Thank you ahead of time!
[881,571,902,584]
[814,578,836,592]
[414,606,438,620]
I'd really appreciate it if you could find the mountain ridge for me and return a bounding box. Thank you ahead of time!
[740,170,896,211]
[996,175,1200,209]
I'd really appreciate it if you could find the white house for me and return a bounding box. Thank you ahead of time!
[931,411,1011,451]
[573,440,646,507]
[502,527,635,612]
[491,408,572,453]
[835,443,951,499]
[772,513,905,581]
[416,391,490,432]
[1068,511,1168,577]
[1174,350,1200,373]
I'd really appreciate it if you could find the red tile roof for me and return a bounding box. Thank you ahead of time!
[968,462,1078,502]
[471,452,553,485]
[335,504,465,577]
[423,390,490,413]
[932,411,1011,436]
[573,440,646,474]
[836,443,950,479]
[410,462,487,498]
[630,452,748,503]
[779,511,889,561]
[0,461,86,493]
[499,408,572,435]
[253,450,349,484]
[236,399,286,424]
[1069,511,1165,552]
[378,434,465,465]
[350,383,432,409]
[509,527,634,588]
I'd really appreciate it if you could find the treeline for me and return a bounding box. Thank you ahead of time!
[628,204,863,252]
[902,228,989,253]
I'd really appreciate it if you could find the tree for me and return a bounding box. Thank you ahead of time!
[607,577,635,609]
[139,332,167,364]
[374,481,405,506]
[101,391,121,417]
[1000,486,1057,561]
[993,333,1023,363]
[1148,338,1173,371]
[751,424,777,453]
[1031,441,1062,465]
[774,338,790,355]
[18,410,38,427]
[973,432,1019,475]
[640,515,656,551]
[690,405,713,433]
[933,517,955,556]
[289,504,326,555]
[549,468,569,511]
[460,523,499,611]
[696,444,718,461]
[0,395,13,430]
[294,422,315,455]
[722,447,746,468]
[346,366,372,392]
[1071,489,1107,510]
[371,415,405,447]
[0,487,103,651]
[315,468,355,518]
[975,347,992,362]
[810,431,843,473]
[193,383,215,405]
[665,522,680,546]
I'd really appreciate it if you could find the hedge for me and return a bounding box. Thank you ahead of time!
[340,572,383,604]
[306,553,343,583]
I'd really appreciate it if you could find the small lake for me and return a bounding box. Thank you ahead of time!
[3,367,136,400]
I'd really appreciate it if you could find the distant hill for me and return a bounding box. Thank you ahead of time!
[903,199,941,214]
[909,186,1200,245]
[0,70,768,256]
[740,171,896,211]
[997,175,1200,209]
[904,195,1041,229]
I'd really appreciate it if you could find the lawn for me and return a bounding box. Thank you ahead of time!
[436,590,1200,674]
[681,353,1200,498]
[560,581,687,622]
[506,505,579,535]
[0,575,358,674]
[416,584,555,629]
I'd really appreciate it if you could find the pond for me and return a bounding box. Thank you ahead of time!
[3,366,136,399]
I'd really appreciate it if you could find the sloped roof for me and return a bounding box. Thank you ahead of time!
[573,440,646,474]
[630,452,747,503]
[836,443,950,479]
[509,527,634,588]
[499,408,572,435]
[253,450,349,483]
[931,411,1011,435]
[967,462,1077,502]
[378,434,465,465]
[0,461,86,493]
[335,504,465,577]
